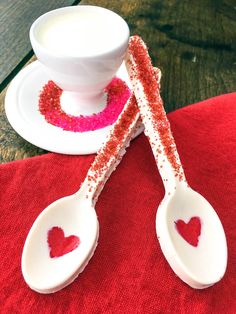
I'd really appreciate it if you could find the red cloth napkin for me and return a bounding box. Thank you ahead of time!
[1,93,236,313]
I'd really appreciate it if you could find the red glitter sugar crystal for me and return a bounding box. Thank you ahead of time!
[127,36,182,176]
[39,77,131,133]
[90,94,139,178]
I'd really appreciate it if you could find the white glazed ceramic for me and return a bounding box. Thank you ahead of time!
[21,94,140,293]
[30,5,130,112]
[126,36,227,289]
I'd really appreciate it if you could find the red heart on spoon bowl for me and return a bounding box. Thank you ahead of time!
[47,226,80,258]
[175,216,201,247]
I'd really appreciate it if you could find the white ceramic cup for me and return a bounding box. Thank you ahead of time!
[30,5,130,115]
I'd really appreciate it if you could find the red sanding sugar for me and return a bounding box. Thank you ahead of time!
[127,36,182,176]
[90,94,139,178]
[39,77,131,132]
[85,94,139,203]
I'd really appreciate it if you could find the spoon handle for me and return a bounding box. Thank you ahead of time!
[125,36,187,193]
[79,94,140,205]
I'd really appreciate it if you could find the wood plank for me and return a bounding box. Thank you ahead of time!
[0,56,46,163]
[80,0,236,111]
[0,0,77,86]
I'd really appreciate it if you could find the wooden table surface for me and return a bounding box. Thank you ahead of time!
[0,0,235,163]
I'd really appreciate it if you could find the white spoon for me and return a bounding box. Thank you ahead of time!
[21,94,140,293]
[126,35,227,288]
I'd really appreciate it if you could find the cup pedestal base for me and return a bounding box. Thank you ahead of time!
[60,91,108,116]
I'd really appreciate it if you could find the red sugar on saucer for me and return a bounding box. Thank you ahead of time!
[39,77,131,132]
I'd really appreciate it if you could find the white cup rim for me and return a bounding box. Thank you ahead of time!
[30,5,130,59]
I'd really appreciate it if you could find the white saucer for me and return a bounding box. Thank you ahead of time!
[5,61,140,155]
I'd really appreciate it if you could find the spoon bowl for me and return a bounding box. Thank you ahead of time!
[22,94,140,293]
[22,194,98,293]
[156,183,227,289]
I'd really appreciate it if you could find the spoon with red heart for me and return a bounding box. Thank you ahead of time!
[21,94,141,293]
[126,35,227,289]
